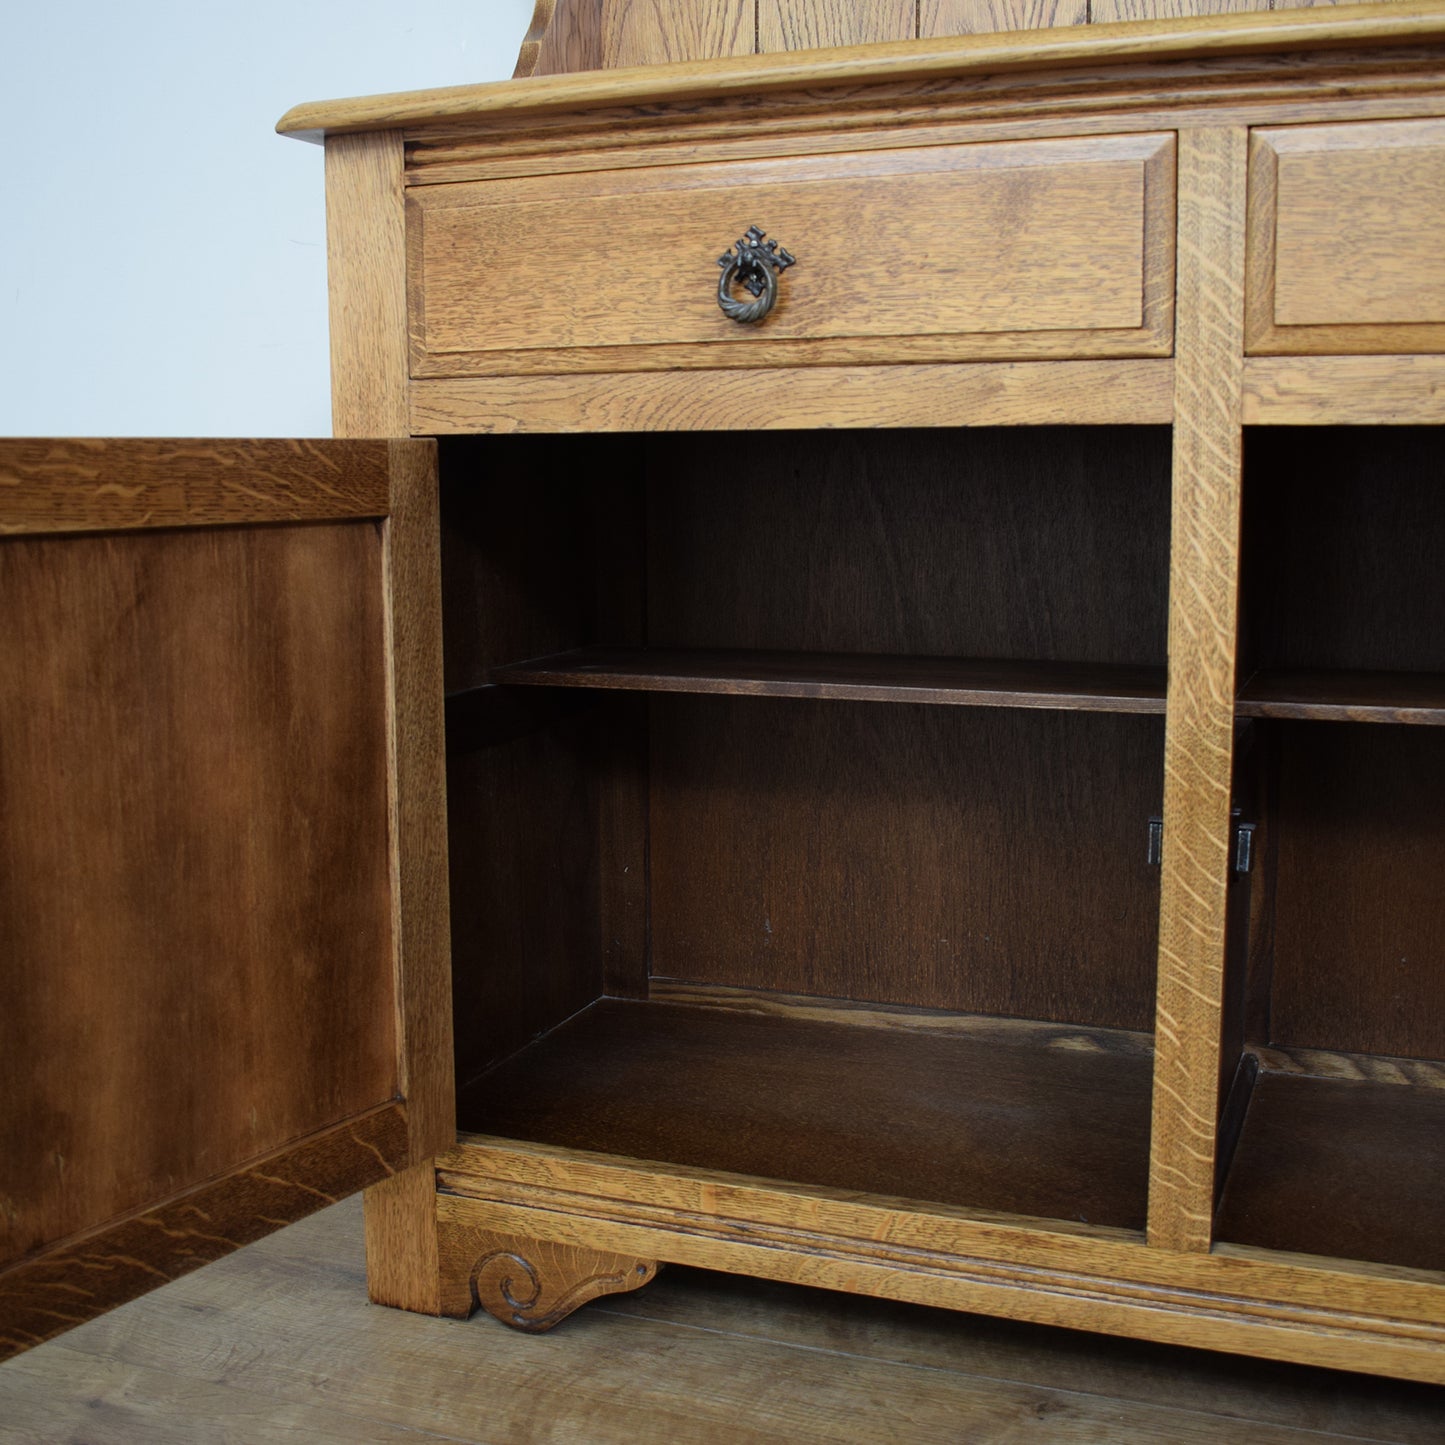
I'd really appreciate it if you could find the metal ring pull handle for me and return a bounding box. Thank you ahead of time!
[716,226,797,324]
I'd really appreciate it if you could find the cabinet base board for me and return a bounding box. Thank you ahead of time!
[434,1136,1445,1385]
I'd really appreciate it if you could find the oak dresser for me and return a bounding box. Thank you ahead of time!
[3,0,1444,1385]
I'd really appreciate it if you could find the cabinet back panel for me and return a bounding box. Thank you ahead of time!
[1269,722,1445,1061]
[1241,428,1445,675]
[649,697,1163,1028]
[645,427,1171,666]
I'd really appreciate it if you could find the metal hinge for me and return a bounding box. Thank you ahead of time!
[1147,812,1255,873]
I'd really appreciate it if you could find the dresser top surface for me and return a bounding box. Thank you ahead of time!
[278,0,1445,143]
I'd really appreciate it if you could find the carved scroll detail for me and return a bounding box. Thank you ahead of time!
[438,1223,658,1332]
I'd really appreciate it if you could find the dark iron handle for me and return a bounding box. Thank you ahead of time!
[716,225,796,325]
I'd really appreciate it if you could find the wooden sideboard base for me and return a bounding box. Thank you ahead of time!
[434,1139,1445,1384]
[437,1219,658,1331]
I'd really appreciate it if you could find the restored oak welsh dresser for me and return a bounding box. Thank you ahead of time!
[3,0,1445,1385]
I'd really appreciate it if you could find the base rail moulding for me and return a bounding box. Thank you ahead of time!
[433,1139,1445,1384]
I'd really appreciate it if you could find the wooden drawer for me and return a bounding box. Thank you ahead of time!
[406,133,1175,377]
[1247,119,1445,356]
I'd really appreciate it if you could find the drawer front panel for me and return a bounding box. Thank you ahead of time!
[1248,119,1445,356]
[407,133,1175,376]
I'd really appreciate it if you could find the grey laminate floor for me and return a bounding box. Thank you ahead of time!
[2,1196,1443,1443]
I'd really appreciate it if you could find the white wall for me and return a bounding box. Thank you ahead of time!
[0,1,534,437]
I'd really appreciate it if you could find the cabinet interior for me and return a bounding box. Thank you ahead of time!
[1217,427,1445,1273]
[440,426,1170,1233]
[435,421,1445,1270]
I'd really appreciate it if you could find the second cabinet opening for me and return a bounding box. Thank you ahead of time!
[1217,426,1445,1275]
[439,426,1171,1233]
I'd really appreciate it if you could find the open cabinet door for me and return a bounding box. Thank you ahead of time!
[0,438,452,1359]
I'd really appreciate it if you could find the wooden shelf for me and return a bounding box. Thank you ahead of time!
[491,647,1166,715]
[456,998,1154,1230]
[1236,669,1445,725]
[1216,1067,1445,1273]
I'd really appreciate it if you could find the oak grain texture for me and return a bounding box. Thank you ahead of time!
[601,0,754,66]
[521,0,604,76]
[326,131,409,437]
[398,50,1445,192]
[445,1137,1445,1314]
[0,438,389,535]
[520,0,754,74]
[1093,0,1267,19]
[1243,355,1445,424]
[457,999,1155,1229]
[361,446,451,1316]
[436,1227,657,1328]
[15,1200,1445,1445]
[275,2,1445,138]
[1216,1072,1445,1271]
[0,1106,407,1362]
[759,0,916,49]
[514,0,558,77]
[0,515,396,1271]
[922,0,1088,33]
[408,359,1177,433]
[495,646,1168,713]
[442,1140,1445,1381]
[1147,126,1248,1255]
[326,130,452,1311]
[1247,119,1445,355]
[406,133,1174,373]
[361,1166,443,1315]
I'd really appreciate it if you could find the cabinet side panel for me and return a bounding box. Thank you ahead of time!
[0,523,396,1268]
[439,439,635,1079]
[1148,127,1248,1254]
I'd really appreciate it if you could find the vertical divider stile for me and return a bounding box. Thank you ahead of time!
[1148,125,1249,1256]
